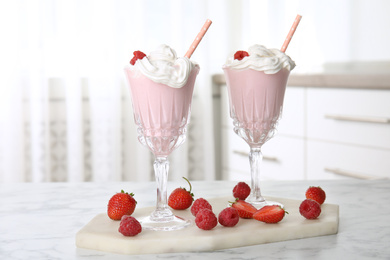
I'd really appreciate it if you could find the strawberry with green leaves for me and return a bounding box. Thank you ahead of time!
[168,177,194,210]
[305,186,326,205]
[107,190,137,220]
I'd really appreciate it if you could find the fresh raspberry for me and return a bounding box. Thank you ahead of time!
[234,50,249,61]
[299,199,321,219]
[230,199,257,219]
[305,186,326,205]
[168,177,194,210]
[218,207,239,227]
[107,190,137,220]
[191,198,212,216]
[195,209,218,230]
[130,50,146,65]
[118,215,142,236]
[232,182,251,200]
[253,205,288,224]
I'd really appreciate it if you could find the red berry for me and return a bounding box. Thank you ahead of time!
[195,209,218,230]
[253,205,287,224]
[305,186,326,205]
[232,182,251,200]
[218,207,239,227]
[130,50,146,65]
[230,199,257,219]
[107,190,137,220]
[234,50,249,61]
[191,198,212,216]
[168,177,194,210]
[299,199,321,219]
[118,215,142,236]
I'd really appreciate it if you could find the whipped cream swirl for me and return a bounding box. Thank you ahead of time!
[223,44,295,74]
[128,44,199,88]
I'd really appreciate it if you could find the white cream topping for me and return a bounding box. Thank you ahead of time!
[128,44,199,88]
[223,44,295,74]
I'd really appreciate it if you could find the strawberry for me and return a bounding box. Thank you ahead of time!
[253,205,288,224]
[305,186,326,205]
[118,215,142,236]
[218,207,239,227]
[232,182,251,200]
[195,209,218,230]
[107,190,137,220]
[168,177,194,210]
[130,50,146,65]
[299,199,321,219]
[191,198,212,216]
[230,199,257,219]
[234,50,249,61]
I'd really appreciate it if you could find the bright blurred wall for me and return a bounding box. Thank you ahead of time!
[207,0,390,74]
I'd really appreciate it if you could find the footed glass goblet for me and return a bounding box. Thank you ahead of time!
[223,67,290,209]
[124,65,199,231]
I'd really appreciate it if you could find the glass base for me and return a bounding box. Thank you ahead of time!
[246,195,284,209]
[139,214,191,231]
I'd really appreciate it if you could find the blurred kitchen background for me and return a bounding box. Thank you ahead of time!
[0,0,389,183]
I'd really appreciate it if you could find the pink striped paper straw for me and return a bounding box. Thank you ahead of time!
[184,19,212,59]
[281,14,302,53]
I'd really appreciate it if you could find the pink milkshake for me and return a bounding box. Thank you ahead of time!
[223,68,289,147]
[124,45,200,157]
[124,66,199,156]
[223,45,295,147]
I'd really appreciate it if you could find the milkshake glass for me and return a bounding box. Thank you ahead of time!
[124,45,199,230]
[223,45,295,208]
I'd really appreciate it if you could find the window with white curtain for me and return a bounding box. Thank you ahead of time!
[1,0,389,182]
[0,0,218,183]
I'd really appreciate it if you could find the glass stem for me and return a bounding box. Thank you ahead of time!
[152,156,173,220]
[248,147,265,203]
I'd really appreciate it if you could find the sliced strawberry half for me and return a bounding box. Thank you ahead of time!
[230,199,257,219]
[253,205,288,224]
[130,50,146,65]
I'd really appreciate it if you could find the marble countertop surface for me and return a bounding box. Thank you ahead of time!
[1,179,390,259]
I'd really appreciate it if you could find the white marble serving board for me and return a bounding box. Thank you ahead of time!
[75,196,339,255]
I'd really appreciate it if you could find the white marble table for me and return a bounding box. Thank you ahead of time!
[1,179,390,259]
